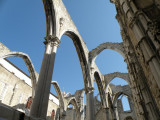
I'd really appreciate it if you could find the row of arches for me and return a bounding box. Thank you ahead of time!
[0,0,136,119]
[0,37,133,120]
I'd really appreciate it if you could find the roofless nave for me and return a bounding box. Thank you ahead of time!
[0,0,160,120]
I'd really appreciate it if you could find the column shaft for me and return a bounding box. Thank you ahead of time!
[30,35,60,119]
[86,91,95,120]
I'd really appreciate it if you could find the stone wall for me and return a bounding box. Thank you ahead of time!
[0,59,59,119]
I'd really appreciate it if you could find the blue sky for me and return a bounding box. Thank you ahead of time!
[0,0,129,109]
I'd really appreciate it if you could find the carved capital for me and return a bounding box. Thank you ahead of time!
[86,87,94,94]
[44,35,61,47]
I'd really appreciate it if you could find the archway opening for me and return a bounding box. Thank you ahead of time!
[120,95,131,111]
[66,104,77,120]
[51,109,55,120]
[94,71,106,108]
[52,35,84,95]
[51,34,87,117]
[107,77,130,111]
[95,49,127,74]
[110,78,128,86]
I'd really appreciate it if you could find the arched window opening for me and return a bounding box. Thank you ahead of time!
[51,109,55,120]
[66,103,76,120]
[26,96,32,109]
[106,77,129,101]
[106,78,129,102]
[68,104,73,108]
[121,95,131,111]
[118,95,131,112]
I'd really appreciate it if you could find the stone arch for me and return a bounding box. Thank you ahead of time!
[44,0,93,90]
[59,30,91,91]
[43,0,57,36]
[103,72,130,90]
[65,97,79,113]
[51,81,64,110]
[74,89,85,109]
[113,92,131,107]
[94,71,107,108]
[89,42,125,66]
[64,96,80,120]
[0,52,37,97]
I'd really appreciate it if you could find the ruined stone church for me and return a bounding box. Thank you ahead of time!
[0,0,160,120]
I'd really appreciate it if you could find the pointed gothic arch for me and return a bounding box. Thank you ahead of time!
[103,72,130,90]
[112,92,131,107]
[89,42,125,67]
[94,71,107,108]
[0,52,37,97]
[65,97,79,113]
[59,30,92,91]
[51,81,64,110]
[43,0,56,36]
[44,0,93,90]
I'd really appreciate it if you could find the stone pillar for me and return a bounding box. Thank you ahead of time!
[86,89,95,120]
[30,35,60,119]
[103,108,110,120]
[73,107,76,120]
[126,0,160,88]
[116,14,146,120]
[115,0,160,119]
[79,96,85,120]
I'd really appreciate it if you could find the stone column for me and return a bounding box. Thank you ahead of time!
[103,108,110,120]
[116,0,160,118]
[78,95,85,120]
[126,0,160,88]
[86,89,95,120]
[30,35,60,119]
